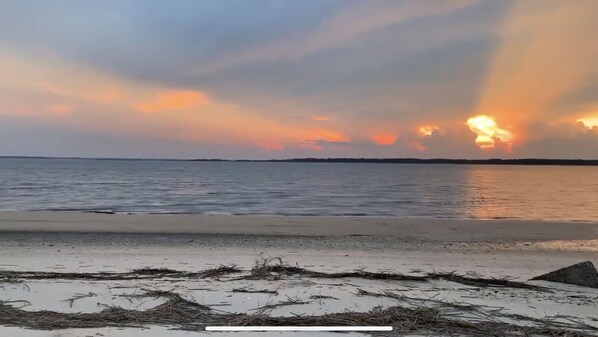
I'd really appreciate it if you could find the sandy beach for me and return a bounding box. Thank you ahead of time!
[3,211,598,240]
[1,212,598,336]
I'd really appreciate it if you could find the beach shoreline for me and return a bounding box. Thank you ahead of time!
[2,211,598,241]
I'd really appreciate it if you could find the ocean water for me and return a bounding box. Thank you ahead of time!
[0,158,597,221]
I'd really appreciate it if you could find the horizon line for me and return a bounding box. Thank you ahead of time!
[1,155,598,166]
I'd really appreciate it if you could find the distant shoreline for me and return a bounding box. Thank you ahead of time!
[2,156,598,166]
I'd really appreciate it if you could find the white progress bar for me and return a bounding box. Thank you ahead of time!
[206,326,393,331]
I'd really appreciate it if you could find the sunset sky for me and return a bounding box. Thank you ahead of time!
[1,0,597,159]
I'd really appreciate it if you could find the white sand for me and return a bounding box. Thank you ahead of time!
[1,212,598,336]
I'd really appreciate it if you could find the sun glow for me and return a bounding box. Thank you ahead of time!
[578,116,598,129]
[466,115,513,149]
[418,126,439,136]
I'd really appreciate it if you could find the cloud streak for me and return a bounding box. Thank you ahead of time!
[132,91,208,113]
[191,0,480,75]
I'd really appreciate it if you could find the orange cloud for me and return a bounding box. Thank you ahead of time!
[466,115,513,149]
[133,90,208,112]
[49,104,72,116]
[371,133,397,146]
[322,131,350,143]
[300,130,351,150]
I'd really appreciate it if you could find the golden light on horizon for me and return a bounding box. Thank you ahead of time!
[466,115,513,149]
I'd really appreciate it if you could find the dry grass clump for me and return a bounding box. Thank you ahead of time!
[249,257,283,279]
[199,265,241,278]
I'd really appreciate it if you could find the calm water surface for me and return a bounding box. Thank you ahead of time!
[0,158,597,221]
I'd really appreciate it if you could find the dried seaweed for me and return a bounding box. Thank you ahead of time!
[62,292,96,308]
[244,259,548,291]
[0,265,241,282]
[232,288,279,295]
[1,288,593,336]
[0,260,546,291]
